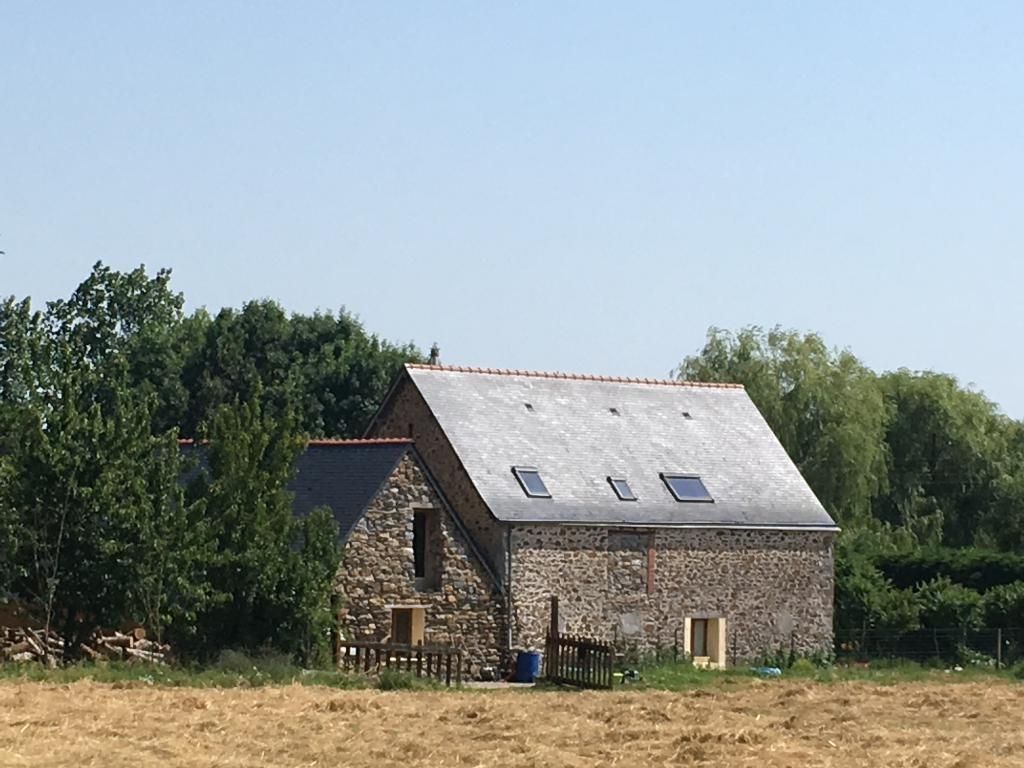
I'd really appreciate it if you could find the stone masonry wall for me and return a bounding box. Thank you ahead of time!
[511,525,835,663]
[369,377,508,581]
[336,453,505,673]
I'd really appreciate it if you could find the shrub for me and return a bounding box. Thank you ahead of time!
[215,649,258,674]
[983,582,1024,627]
[835,547,920,634]
[915,576,983,630]
[211,649,307,684]
[789,658,817,674]
[876,548,1024,593]
[957,645,995,668]
[755,648,791,669]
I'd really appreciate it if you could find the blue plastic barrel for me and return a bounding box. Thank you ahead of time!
[515,650,542,683]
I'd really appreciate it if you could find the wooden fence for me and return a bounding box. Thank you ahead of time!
[541,596,615,689]
[332,639,463,687]
[544,631,615,689]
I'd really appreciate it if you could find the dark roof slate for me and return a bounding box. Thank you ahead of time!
[290,442,410,539]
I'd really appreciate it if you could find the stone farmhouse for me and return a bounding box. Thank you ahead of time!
[291,363,837,675]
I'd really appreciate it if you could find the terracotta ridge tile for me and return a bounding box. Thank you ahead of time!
[404,363,745,389]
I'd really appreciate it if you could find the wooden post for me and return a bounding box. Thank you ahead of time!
[997,628,1003,670]
[546,594,560,680]
[456,652,463,686]
[562,636,568,682]
[557,634,565,684]
[416,646,423,678]
[445,653,453,686]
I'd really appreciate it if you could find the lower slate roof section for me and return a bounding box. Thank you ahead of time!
[290,441,411,540]
[404,366,838,530]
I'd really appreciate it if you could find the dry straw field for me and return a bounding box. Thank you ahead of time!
[2,679,1023,767]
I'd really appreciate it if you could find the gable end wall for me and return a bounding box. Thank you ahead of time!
[368,377,508,580]
[335,453,505,672]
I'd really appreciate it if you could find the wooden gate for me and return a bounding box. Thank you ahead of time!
[543,596,614,689]
[333,640,463,686]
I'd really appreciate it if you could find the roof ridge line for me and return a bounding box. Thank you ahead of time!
[405,363,745,389]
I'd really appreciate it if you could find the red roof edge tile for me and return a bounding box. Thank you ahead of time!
[177,437,413,447]
[307,438,413,446]
[404,363,745,389]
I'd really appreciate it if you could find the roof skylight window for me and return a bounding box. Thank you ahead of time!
[524,403,534,412]
[608,476,636,501]
[609,407,620,416]
[661,474,713,502]
[512,466,551,498]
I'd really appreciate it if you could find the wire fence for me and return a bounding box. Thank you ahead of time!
[835,627,1024,668]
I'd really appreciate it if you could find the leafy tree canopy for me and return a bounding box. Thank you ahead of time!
[676,326,889,527]
[677,326,1024,550]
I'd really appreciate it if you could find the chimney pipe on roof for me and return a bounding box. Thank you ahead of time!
[428,343,440,366]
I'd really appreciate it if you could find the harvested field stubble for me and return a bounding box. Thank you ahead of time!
[2,680,1023,767]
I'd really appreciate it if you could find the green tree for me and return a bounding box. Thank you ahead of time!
[178,302,419,438]
[185,396,340,661]
[283,506,343,664]
[0,450,18,596]
[676,326,889,526]
[0,296,47,407]
[0,264,207,657]
[0,296,44,594]
[876,371,1019,548]
[2,262,399,662]
[45,262,189,432]
[979,421,1024,551]
[4,376,173,656]
[128,430,216,645]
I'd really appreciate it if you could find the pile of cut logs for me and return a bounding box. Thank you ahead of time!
[0,626,170,666]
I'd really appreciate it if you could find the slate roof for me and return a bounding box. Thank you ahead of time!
[402,365,837,530]
[289,440,412,539]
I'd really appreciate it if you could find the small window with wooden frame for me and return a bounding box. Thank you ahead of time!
[390,607,426,646]
[413,507,441,591]
[683,616,727,669]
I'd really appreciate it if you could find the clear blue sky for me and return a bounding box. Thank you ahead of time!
[3,2,1023,416]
